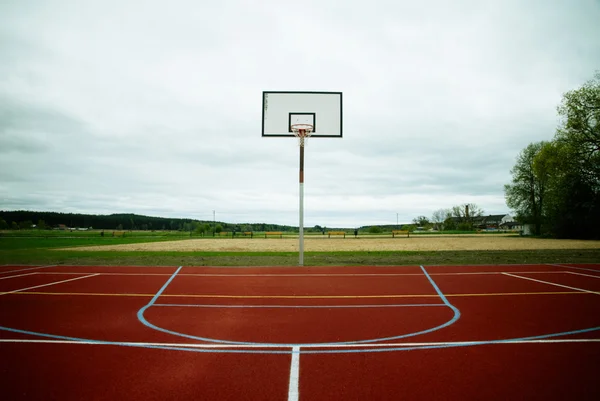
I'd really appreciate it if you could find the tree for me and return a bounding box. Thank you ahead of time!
[0,219,8,230]
[504,141,550,235]
[19,220,33,229]
[412,216,430,227]
[450,203,484,230]
[443,217,457,231]
[537,140,600,238]
[215,224,223,234]
[11,221,19,230]
[555,71,600,187]
[37,219,46,230]
[368,226,382,234]
[431,209,451,231]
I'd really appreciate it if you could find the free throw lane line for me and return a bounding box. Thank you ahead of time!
[0,274,100,296]
[502,273,600,295]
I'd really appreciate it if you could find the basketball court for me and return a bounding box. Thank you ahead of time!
[1,263,599,400]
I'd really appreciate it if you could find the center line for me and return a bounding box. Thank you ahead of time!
[288,346,300,401]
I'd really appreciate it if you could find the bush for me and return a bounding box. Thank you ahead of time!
[368,226,382,234]
[457,223,473,231]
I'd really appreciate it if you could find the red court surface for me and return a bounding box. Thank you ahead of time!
[1,263,599,400]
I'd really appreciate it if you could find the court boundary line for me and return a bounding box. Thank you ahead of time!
[548,264,600,273]
[0,272,39,280]
[30,270,587,277]
[0,325,598,355]
[152,303,447,309]
[6,290,590,298]
[0,265,56,275]
[0,274,100,296]
[565,271,600,279]
[1,338,599,348]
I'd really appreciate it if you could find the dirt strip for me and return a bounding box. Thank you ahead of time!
[63,236,600,252]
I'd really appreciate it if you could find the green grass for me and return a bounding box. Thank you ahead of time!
[0,236,186,250]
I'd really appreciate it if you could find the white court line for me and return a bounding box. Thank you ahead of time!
[0,339,598,348]
[34,270,572,277]
[287,346,300,401]
[0,272,38,280]
[565,271,600,279]
[0,274,100,296]
[548,264,600,273]
[0,265,56,275]
[153,303,446,309]
[502,273,600,295]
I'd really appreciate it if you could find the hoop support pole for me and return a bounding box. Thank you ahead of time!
[299,144,305,266]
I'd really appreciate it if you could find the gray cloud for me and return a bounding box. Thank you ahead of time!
[1,0,599,227]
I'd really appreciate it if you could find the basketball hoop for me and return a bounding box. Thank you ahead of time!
[291,124,313,147]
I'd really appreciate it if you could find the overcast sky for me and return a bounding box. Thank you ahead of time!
[1,0,599,227]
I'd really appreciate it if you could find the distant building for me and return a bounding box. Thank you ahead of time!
[448,214,518,230]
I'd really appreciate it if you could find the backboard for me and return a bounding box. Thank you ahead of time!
[262,91,343,137]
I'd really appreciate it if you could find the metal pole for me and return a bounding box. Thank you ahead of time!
[299,142,305,266]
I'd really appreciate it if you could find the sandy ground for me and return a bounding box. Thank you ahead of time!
[65,235,600,252]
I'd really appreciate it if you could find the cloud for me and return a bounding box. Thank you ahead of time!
[1,0,599,227]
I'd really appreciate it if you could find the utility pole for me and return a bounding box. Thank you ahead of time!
[213,210,215,236]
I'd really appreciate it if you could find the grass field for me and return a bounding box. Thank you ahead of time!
[1,230,599,266]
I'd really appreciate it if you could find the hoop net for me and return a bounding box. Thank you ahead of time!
[291,124,313,147]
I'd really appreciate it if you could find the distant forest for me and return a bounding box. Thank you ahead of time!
[0,211,298,233]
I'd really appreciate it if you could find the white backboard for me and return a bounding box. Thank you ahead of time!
[262,91,343,137]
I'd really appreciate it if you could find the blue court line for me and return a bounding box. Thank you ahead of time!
[0,325,293,354]
[420,265,461,324]
[135,265,461,347]
[1,262,598,354]
[298,325,600,354]
[420,266,452,305]
[1,323,597,355]
[148,266,183,305]
[152,303,447,309]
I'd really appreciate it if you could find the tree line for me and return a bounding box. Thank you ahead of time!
[406,203,486,232]
[504,72,600,239]
[0,211,296,234]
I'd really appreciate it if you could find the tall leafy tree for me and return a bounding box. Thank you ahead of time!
[555,71,600,187]
[538,139,600,238]
[504,141,550,235]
